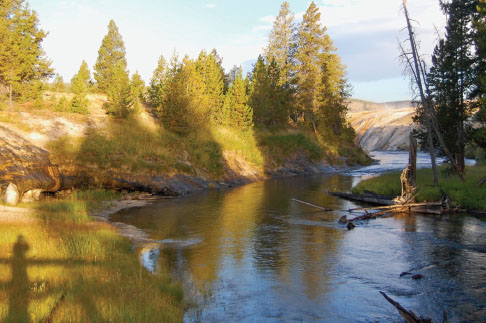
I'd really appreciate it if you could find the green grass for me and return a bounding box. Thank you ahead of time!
[212,127,264,167]
[258,132,325,162]
[0,112,34,132]
[48,117,226,178]
[352,165,486,210]
[0,190,183,322]
[46,109,371,182]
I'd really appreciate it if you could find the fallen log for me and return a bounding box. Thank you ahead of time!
[291,198,333,211]
[380,291,432,323]
[328,191,395,206]
[347,210,391,222]
[349,202,442,212]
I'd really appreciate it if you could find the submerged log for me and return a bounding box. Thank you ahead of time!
[380,291,432,323]
[291,198,333,211]
[329,191,395,206]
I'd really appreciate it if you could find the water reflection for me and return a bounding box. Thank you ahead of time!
[112,169,486,322]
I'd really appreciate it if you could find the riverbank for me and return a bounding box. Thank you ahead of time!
[0,96,371,201]
[0,190,183,322]
[352,165,486,211]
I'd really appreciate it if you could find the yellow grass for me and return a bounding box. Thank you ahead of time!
[0,192,183,322]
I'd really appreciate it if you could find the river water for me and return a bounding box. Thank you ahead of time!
[111,151,486,322]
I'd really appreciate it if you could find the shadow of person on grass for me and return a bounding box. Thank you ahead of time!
[6,235,30,322]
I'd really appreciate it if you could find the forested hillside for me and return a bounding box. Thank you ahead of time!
[1,1,371,194]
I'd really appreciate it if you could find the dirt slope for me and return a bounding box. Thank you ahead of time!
[347,99,416,151]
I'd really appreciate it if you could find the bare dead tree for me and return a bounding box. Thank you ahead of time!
[398,40,439,185]
[401,0,465,181]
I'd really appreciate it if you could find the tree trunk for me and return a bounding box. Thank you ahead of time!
[402,0,465,181]
[425,117,439,185]
[409,133,417,188]
[9,84,13,111]
[397,134,417,204]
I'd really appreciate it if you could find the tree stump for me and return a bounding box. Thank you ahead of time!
[396,134,417,204]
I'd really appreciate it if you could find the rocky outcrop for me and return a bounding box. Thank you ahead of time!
[347,99,416,151]
[0,125,61,204]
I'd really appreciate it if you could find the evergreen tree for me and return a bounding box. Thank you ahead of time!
[0,0,52,108]
[52,74,65,92]
[294,2,334,131]
[94,19,127,93]
[70,60,91,114]
[223,68,253,131]
[195,50,225,123]
[473,0,486,148]
[264,1,295,87]
[317,48,350,136]
[249,56,272,126]
[160,54,207,135]
[104,62,132,118]
[148,55,168,108]
[426,0,477,172]
[160,54,190,135]
[130,71,145,112]
[248,56,288,127]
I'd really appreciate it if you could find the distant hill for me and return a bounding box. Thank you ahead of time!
[347,99,416,151]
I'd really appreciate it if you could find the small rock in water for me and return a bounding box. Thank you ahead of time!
[412,274,423,280]
[347,222,355,230]
[400,272,412,277]
[338,215,347,224]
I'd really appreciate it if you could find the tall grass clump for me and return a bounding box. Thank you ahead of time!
[0,190,183,322]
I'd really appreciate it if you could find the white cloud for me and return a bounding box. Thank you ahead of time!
[259,15,275,24]
[205,3,216,8]
[314,0,445,86]
[252,25,272,33]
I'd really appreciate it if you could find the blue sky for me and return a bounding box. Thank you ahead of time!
[29,0,445,103]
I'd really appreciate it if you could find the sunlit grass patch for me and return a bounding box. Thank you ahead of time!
[352,165,486,210]
[0,191,183,322]
[258,131,324,162]
[213,127,264,168]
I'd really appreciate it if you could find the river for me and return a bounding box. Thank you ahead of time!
[110,151,486,322]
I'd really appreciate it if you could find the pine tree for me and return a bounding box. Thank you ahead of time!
[318,48,350,136]
[52,74,65,92]
[427,0,477,172]
[70,60,90,114]
[268,58,291,126]
[249,55,272,126]
[0,0,52,108]
[473,0,486,148]
[104,62,132,118]
[159,54,208,135]
[148,55,168,108]
[264,1,296,87]
[224,68,253,131]
[195,50,225,123]
[160,54,190,135]
[94,19,127,93]
[130,71,145,112]
[294,2,333,131]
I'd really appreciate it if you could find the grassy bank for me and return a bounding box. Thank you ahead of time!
[352,165,486,210]
[0,190,183,322]
[46,114,371,181]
